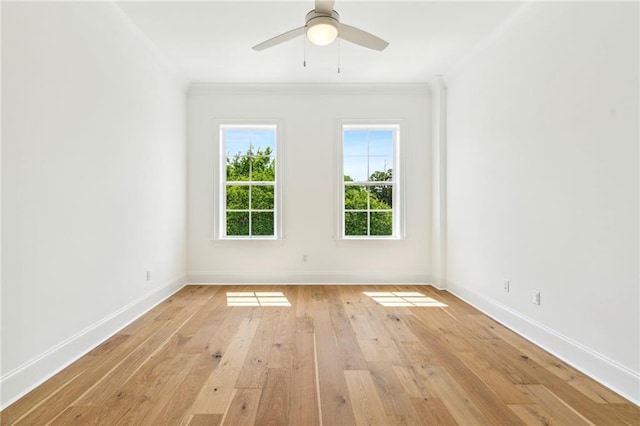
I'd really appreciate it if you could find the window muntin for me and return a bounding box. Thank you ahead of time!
[341,125,399,238]
[221,125,278,239]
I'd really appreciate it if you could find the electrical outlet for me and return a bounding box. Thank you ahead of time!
[302,254,308,262]
[503,280,510,292]
[146,270,151,281]
[533,291,541,305]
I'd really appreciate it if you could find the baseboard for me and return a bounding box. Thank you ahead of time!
[187,270,429,285]
[445,282,640,406]
[0,276,186,410]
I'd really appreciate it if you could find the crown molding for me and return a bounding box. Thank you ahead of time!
[188,83,430,97]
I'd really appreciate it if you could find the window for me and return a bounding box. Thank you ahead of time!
[219,124,279,239]
[340,124,400,238]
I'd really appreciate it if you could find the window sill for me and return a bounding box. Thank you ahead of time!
[211,237,285,247]
[334,236,404,246]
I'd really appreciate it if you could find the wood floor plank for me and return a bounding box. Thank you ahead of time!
[404,314,527,425]
[190,317,260,415]
[311,287,357,426]
[516,384,595,425]
[596,403,640,425]
[508,403,558,426]
[456,347,533,404]
[475,313,630,405]
[269,303,296,370]
[187,414,222,426]
[339,286,373,317]
[413,364,490,425]
[400,340,435,366]
[458,314,501,339]
[477,337,634,424]
[179,288,230,354]
[76,301,205,408]
[349,314,378,339]
[392,365,434,398]
[254,368,290,426]
[344,370,390,426]
[2,285,636,425]
[1,363,91,425]
[411,397,459,426]
[235,307,279,388]
[220,388,262,426]
[289,330,320,426]
[325,286,368,370]
[294,286,315,318]
[366,361,419,419]
[9,294,208,425]
[96,352,200,425]
[0,291,186,424]
[146,303,253,425]
[48,405,101,425]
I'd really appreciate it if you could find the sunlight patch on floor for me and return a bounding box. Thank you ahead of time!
[226,291,291,307]
[363,291,448,307]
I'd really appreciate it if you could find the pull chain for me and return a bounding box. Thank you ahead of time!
[337,38,341,74]
[303,36,307,67]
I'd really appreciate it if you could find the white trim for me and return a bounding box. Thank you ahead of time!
[189,83,430,97]
[429,75,447,289]
[187,271,429,285]
[0,276,186,410]
[445,281,640,406]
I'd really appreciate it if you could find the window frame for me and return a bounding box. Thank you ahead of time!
[215,121,282,240]
[337,121,403,240]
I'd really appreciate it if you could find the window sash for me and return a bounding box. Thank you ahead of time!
[340,124,399,239]
[219,124,279,239]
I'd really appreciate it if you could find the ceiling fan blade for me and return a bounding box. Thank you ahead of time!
[338,23,389,51]
[252,26,306,51]
[315,0,335,14]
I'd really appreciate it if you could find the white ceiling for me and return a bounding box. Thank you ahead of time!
[116,1,524,84]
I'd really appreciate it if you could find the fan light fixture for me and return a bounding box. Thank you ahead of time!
[306,18,338,46]
[252,1,388,52]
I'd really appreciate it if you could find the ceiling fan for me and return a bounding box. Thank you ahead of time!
[252,0,389,52]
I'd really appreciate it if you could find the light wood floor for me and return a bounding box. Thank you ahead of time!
[2,285,638,425]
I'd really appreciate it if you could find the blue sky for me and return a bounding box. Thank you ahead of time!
[223,127,393,181]
[344,129,393,181]
[225,127,275,157]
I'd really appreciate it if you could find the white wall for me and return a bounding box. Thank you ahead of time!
[1,2,188,408]
[445,2,639,402]
[188,85,431,284]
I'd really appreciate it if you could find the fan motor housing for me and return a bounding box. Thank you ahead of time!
[305,9,340,26]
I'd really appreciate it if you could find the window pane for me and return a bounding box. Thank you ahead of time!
[225,129,252,156]
[368,130,394,156]
[226,185,249,209]
[251,157,275,181]
[345,212,368,236]
[370,211,392,236]
[226,155,250,181]
[252,212,274,236]
[343,130,368,155]
[227,211,250,236]
[345,186,368,209]
[250,129,276,155]
[252,185,274,209]
[370,184,392,209]
[343,156,369,182]
[369,156,393,178]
